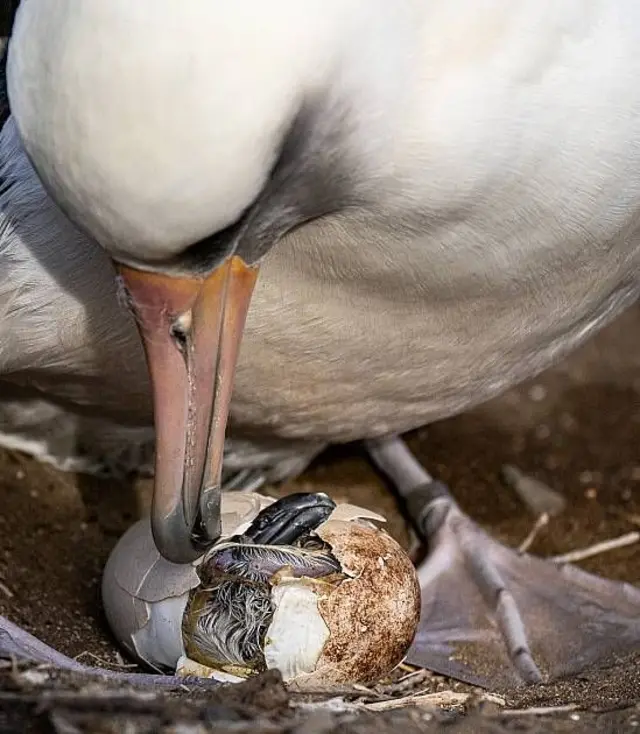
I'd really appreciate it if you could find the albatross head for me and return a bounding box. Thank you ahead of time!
[7,0,401,563]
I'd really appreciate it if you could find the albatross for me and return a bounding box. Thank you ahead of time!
[1,0,640,687]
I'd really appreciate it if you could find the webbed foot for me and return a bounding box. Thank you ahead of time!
[366,436,640,688]
[0,614,219,687]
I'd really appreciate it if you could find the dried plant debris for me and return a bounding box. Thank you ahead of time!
[1,662,639,734]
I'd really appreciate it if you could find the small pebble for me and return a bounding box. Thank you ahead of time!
[544,455,560,470]
[535,424,551,440]
[15,470,25,480]
[528,384,547,402]
[579,470,603,484]
[502,465,566,517]
[584,487,597,499]
[570,713,581,721]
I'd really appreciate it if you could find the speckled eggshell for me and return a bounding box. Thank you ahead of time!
[288,519,421,688]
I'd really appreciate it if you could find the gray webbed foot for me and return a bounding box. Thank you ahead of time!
[0,614,219,688]
[366,436,640,688]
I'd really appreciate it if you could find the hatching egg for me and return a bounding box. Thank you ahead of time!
[102,493,420,687]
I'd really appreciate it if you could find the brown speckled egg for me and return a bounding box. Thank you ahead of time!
[102,494,420,687]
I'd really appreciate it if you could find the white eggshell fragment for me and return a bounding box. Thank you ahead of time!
[102,493,420,686]
[101,517,198,669]
[263,581,330,679]
[176,655,245,684]
[102,492,274,669]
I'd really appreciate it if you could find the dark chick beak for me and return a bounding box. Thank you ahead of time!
[118,256,258,563]
[242,492,337,545]
[200,493,342,584]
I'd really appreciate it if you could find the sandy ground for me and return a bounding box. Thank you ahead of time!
[0,303,639,733]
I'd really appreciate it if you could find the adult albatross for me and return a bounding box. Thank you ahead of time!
[1,0,640,687]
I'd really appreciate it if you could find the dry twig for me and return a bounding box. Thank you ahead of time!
[72,651,137,670]
[609,508,640,528]
[495,703,579,717]
[551,531,639,564]
[362,690,505,712]
[518,513,549,553]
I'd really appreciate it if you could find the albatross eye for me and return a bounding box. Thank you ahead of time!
[169,318,190,354]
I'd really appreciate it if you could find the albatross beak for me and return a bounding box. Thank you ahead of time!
[118,257,258,564]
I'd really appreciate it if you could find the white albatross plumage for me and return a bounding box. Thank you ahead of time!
[0,115,318,479]
[2,0,640,463]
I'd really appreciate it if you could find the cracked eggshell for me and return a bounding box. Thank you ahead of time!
[102,493,420,686]
[101,492,274,669]
[186,508,420,687]
[285,519,421,688]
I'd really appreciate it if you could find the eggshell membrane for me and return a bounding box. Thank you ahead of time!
[287,519,421,688]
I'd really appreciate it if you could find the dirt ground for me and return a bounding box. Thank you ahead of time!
[1,304,639,733]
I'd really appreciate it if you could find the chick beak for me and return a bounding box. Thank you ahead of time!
[118,256,258,564]
[241,492,337,545]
